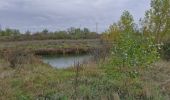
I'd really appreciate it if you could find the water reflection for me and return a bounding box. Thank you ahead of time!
[42,55,92,68]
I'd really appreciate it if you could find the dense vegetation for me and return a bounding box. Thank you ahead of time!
[0,27,99,41]
[0,0,170,99]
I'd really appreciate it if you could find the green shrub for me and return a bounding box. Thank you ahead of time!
[111,33,160,69]
[103,33,161,99]
[161,42,170,60]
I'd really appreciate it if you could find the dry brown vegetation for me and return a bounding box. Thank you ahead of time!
[142,60,170,97]
[0,39,106,56]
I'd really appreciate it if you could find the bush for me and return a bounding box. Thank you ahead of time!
[102,33,162,99]
[161,42,170,60]
[105,33,160,93]
[111,33,160,69]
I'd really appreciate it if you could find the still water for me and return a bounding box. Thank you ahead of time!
[42,54,92,68]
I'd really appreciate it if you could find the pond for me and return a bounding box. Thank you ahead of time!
[42,54,92,68]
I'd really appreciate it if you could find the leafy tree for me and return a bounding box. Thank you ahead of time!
[83,28,90,38]
[25,31,31,35]
[104,10,160,78]
[118,10,135,33]
[68,27,76,35]
[54,31,70,39]
[0,28,20,36]
[102,23,120,42]
[107,33,160,79]
[42,29,49,34]
[103,11,135,42]
[141,0,170,42]
[83,28,90,34]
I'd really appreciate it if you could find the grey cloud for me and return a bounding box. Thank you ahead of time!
[0,0,150,32]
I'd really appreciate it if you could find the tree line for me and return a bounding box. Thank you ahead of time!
[0,27,99,41]
[103,0,170,43]
[102,0,170,60]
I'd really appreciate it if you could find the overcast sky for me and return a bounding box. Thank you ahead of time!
[0,0,150,32]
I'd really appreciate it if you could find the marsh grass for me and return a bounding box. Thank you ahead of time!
[0,51,169,100]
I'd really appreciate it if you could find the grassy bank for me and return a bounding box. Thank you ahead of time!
[0,58,75,100]
[0,38,168,100]
[0,56,169,100]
